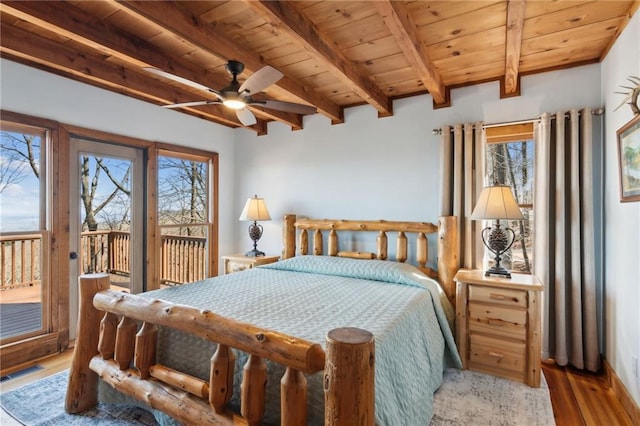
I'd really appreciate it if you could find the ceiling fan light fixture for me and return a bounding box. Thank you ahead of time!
[223,99,246,110]
[150,60,313,119]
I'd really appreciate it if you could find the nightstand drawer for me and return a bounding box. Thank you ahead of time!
[468,285,527,308]
[226,261,250,273]
[468,303,527,340]
[469,334,526,375]
[222,254,280,275]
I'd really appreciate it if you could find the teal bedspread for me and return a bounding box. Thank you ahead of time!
[99,256,461,425]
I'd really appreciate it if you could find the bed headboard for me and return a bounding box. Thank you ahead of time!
[282,214,459,305]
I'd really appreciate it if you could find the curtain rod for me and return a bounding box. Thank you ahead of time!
[432,107,604,135]
[483,118,539,129]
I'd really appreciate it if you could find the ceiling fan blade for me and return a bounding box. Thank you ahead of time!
[253,100,317,115]
[162,100,221,109]
[239,65,284,94]
[236,108,257,126]
[144,67,222,98]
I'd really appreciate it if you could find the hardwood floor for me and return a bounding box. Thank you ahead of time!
[541,360,635,425]
[0,352,635,425]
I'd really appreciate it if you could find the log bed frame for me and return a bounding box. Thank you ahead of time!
[65,215,459,426]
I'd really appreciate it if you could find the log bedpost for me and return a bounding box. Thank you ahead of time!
[324,327,375,426]
[416,232,428,269]
[328,229,338,256]
[114,316,137,370]
[134,322,157,379]
[299,230,308,255]
[376,231,387,260]
[283,214,296,259]
[98,312,119,360]
[396,231,407,263]
[209,344,235,414]
[313,229,323,255]
[437,216,459,307]
[281,367,307,426]
[65,273,110,413]
[241,354,268,426]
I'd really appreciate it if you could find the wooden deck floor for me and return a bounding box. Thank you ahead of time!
[0,279,130,340]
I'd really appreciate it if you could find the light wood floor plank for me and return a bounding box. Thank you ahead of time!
[566,367,634,426]
[541,361,585,425]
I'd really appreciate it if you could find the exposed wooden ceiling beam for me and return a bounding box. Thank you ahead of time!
[0,1,262,127]
[113,0,343,125]
[503,0,526,96]
[0,1,289,132]
[373,1,447,106]
[248,105,302,130]
[0,22,251,130]
[245,0,393,117]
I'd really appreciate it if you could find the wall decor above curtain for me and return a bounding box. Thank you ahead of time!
[616,114,640,202]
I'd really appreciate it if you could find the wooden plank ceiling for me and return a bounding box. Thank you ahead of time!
[1,1,638,135]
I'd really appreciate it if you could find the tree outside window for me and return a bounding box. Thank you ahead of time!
[485,138,534,274]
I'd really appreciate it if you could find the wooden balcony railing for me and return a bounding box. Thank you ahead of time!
[0,233,43,290]
[1,231,207,290]
[160,234,207,285]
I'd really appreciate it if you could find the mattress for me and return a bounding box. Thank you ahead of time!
[98,256,461,425]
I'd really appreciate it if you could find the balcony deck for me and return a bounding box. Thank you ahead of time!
[0,276,130,341]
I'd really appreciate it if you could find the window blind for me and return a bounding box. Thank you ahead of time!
[485,122,534,143]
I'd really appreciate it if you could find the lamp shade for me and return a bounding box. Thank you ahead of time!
[470,185,524,220]
[239,195,271,221]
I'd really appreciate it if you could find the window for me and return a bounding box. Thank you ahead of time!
[484,123,534,274]
[157,148,217,285]
[0,121,50,342]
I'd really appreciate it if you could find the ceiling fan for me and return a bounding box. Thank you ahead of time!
[145,60,317,126]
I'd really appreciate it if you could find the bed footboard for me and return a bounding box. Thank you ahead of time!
[65,273,375,426]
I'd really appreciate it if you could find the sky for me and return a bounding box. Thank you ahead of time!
[0,131,41,232]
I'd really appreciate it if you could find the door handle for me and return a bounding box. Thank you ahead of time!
[69,251,79,260]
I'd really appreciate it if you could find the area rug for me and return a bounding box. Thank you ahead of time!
[0,371,156,425]
[1,368,555,425]
[432,368,555,425]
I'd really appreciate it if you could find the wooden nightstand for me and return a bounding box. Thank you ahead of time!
[221,254,279,275]
[454,269,544,387]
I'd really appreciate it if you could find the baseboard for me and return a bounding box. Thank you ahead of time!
[603,358,640,425]
[0,333,60,375]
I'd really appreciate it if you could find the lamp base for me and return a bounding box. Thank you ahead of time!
[484,264,512,279]
[480,221,517,279]
[245,248,265,257]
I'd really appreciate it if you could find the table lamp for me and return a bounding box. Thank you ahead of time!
[470,184,524,278]
[238,195,271,257]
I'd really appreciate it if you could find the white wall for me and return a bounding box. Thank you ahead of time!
[601,12,640,405]
[234,64,602,259]
[0,59,238,271]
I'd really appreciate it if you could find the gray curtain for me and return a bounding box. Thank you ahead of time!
[440,122,485,269]
[533,108,601,372]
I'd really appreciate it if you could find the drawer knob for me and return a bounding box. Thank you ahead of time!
[490,292,519,302]
[488,351,504,359]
